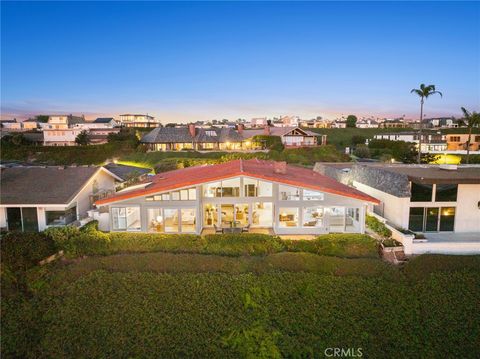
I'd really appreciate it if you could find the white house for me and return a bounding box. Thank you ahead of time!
[315,163,480,255]
[356,119,379,128]
[94,159,379,235]
[0,166,122,231]
[119,114,159,128]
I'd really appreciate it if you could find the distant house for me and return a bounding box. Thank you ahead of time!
[119,114,160,128]
[80,117,119,129]
[250,117,268,128]
[141,124,326,151]
[378,119,408,128]
[103,163,151,189]
[356,119,379,128]
[373,132,447,153]
[446,134,480,152]
[331,120,347,128]
[22,118,40,130]
[243,126,326,148]
[0,119,22,131]
[0,166,121,231]
[300,119,332,129]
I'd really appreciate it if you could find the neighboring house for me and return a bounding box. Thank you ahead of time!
[278,116,300,127]
[426,117,459,129]
[22,118,40,130]
[141,124,254,151]
[315,163,480,255]
[43,115,86,146]
[250,117,268,128]
[94,159,379,235]
[243,126,326,147]
[141,124,326,151]
[373,132,447,153]
[331,120,347,128]
[0,119,22,131]
[45,114,85,129]
[0,166,122,232]
[119,114,159,128]
[356,119,379,128]
[378,119,409,128]
[103,163,151,189]
[446,134,480,152]
[300,119,332,129]
[79,117,119,129]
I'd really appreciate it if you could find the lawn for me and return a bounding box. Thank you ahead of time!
[2,230,479,358]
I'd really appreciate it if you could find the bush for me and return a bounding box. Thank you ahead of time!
[366,215,392,238]
[353,144,371,158]
[0,232,57,273]
[284,234,378,258]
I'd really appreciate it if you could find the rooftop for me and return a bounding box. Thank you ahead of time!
[93,117,115,123]
[95,159,379,205]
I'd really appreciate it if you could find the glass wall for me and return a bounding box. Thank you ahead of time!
[146,188,196,201]
[203,204,218,227]
[252,202,273,227]
[303,190,324,201]
[411,182,433,202]
[180,208,196,233]
[303,207,324,227]
[46,206,77,226]
[235,203,249,226]
[244,178,273,197]
[425,207,439,231]
[328,207,345,231]
[409,206,456,232]
[435,184,457,202]
[408,207,424,231]
[112,207,141,231]
[147,208,164,232]
[164,209,178,233]
[279,208,299,227]
[203,179,240,198]
[279,185,300,201]
[439,207,455,231]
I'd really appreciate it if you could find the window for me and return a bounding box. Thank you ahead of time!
[475,136,480,142]
[244,178,273,197]
[435,184,457,202]
[164,209,178,233]
[450,136,460,142]
[206,130,217,136]
[408,207,424,231]
[279,208,298,227]
[171,191,180,200]
[180,208,196,233]
[303,207,324,227]
[146,188,196,201]
[147,208,164,232]
[440,207,455,231]
[411,182,433,202]
[112,207,141,231]
[279,185,300,201]
[204,181,222,198]
[46,207,76,226]
[303,189,324,201]
[204,179,240,197]
[252,202,273,227]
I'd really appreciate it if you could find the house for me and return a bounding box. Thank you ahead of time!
[315,162,480,255]
[446,133,480,152]
[378,119,409,128]
[373,131,447,153]
[356,119,379,128]
[300,119,332,129]
[45,114,85,129]
[93,159,379,235]
[250,117,268,128]
[243,126,326,147]
[103,163,151,189]
[0,166,122,231]
[42,115,86,146]
[119,114,160,128]
[0,119,22,131]
[141,124,258,151]
[79,117,119,129]
[331,120,347,128]
[426,117,459,129]
[22,118,40,130]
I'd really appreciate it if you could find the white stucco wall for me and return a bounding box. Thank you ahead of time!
[455,184,480,232]
[74,169,117,218]
[353,181,410,229]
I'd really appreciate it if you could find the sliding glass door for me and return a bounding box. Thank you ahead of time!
[409,207,456,232]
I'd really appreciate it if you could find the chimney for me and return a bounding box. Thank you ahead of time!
[237,123,244,134]
[188,123,196,137]
[273,161,287,174]
[263,125,271,135]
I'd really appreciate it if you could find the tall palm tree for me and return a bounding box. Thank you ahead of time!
[411,84,443,163]
[460,107,480,164]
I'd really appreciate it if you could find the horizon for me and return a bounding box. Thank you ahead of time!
[2,1,479,123]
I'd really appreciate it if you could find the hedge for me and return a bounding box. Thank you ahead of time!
[44,225,378,258]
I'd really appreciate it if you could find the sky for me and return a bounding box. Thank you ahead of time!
[1,1,479,123]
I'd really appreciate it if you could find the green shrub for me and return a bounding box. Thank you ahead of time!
[0,232,57,272]
[366,215,392,238]
[202,234,285,256]
[284,234,378,258]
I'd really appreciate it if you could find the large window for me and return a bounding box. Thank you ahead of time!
[147,208,164,232]
[112,207,141,231]
[252,202,273,227]
[180,208,196,233]
[440,207,455,231]
[279,208,298,227]
[411,182,433,202]
[279,185,300,201]
[244,178,273,197]
[435,184,457,202]
[46,207,76,226]
[408,207,424,231]
[164,209,178,233]
[303,207,324,227]
[146,188,196,201]
[303,189,324,201]
[203,179,240,198]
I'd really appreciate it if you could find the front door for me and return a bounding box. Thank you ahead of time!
[6,208,22,231]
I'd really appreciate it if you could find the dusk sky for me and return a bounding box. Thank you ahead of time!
[1,1,479,123]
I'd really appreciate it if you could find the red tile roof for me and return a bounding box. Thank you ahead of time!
[95,159,379,205]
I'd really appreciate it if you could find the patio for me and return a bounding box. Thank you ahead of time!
[412,232,480,255]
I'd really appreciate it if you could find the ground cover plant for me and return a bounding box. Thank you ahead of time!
[2,243,479,358]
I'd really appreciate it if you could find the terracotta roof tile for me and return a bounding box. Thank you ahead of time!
[95,159,379,205]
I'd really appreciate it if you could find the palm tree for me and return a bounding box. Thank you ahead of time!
[411,84,443,163]
[459,107,480,164]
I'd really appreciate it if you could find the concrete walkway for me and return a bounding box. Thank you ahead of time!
[423,232,480,243]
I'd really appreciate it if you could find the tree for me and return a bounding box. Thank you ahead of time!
[351,135,366,146]
[353,144,371,158]
[459,107,480,164]
[411,84,442,163]
[346,115,357,128]
[34,115,49,123]
[75,130,90,146]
